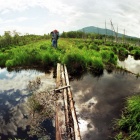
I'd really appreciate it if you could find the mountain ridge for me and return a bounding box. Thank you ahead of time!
[78,26,136,38]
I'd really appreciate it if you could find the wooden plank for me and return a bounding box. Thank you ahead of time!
[54,85,71,91]
[64,65,81,140]
[61,65,69,139]
[55,63,62,140]
[56,63,61,88]
[55,107,61,140]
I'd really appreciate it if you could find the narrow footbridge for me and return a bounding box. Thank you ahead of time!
[55,63,81,140]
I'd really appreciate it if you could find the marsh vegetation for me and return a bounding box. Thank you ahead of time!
[0,31,140,139]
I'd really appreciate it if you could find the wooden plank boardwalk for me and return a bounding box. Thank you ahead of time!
[55,63,81,140]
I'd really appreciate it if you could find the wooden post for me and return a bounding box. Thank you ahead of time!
[105,20,107,42]
[110,20,118,43]
[123,29,125,44]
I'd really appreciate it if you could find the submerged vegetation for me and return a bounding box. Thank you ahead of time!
[27,78,56,139]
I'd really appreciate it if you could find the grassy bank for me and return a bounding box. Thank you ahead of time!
[0,38,140,74]
[114,95,140,140]
[0,38,118,75]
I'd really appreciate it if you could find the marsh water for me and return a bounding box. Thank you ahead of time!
[0,55,140,140]
[0,68,56,139]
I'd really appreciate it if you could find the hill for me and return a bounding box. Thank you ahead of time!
[79,26,135,38]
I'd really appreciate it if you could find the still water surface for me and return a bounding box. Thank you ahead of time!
[0,68,55,139]
[118,55,140,74]
[0,55,139,139]
[71,70,140,140]
[70,55,140,140]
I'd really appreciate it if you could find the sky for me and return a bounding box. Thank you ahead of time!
[0,0,140,37]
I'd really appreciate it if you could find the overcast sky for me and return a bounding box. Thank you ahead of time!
[0,0,140,37]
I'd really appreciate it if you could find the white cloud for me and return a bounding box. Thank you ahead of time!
[0,0,139,37]
[1,9,10,15]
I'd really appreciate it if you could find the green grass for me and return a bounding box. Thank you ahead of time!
[118,47,128,56]
[131,49,140,59]
[114,95,140,140]
[100,50,117,65]
[0,38,119,74]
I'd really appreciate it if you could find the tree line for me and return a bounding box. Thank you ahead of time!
[61,31,140,45]
[0,31,50,48]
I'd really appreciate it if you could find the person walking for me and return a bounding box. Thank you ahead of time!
[51,30,59,48]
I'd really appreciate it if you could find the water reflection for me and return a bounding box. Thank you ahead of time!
[118,55,140,74]
[71,70,140,140]
[0,68,55,139]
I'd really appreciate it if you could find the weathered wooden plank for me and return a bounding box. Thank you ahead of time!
[64,65,81,140]
[55,63,81,140]
[55,107,62,140]
[61,65,70,139]
[54,85,71,91]
[55,63,62,140]
[56,63,61,88]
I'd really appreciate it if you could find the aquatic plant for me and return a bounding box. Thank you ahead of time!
[100,50,117,65]
[87,56,104,74]
[112,46,118,54]
[88,43,100,51]
[118,47,128,56]
[27,78,55,139]
[0,38,128,73]
[128,45,134,51]
[0,52,9,67]
[62,49,86,73]
[114,95,140,140]
[131,49,140,59]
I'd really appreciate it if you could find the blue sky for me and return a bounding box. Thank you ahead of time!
[0,0,140,37]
